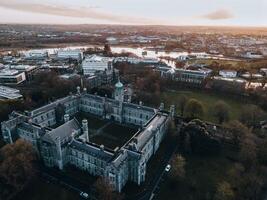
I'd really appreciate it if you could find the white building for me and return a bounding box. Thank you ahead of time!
[0,86,23,100]
[57,49,83,61]
[0,69,26,85]
[82,55,113,76]
[260,68,267,76]
[244,52,264,59]
[24,50,48,59]
[219,70,237,78]
[106,37,118,44]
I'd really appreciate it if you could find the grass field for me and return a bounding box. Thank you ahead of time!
[91,123,137,149]
[157,155,234,200]
[160,90,252,123]
[188,58,267,72]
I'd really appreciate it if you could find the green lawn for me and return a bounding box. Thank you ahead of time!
[91,123,137,149]
[157,155,234,200]
[160,90,251,123]
[74,112,107,130]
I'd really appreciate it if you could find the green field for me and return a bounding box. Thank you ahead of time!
[160,90,252,123]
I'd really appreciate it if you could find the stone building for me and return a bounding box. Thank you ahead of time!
[1,81,173,192]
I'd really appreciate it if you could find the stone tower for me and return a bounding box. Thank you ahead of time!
[114,77,124,102]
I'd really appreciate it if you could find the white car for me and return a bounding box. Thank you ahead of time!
[165,164,171,172]
[80,192,89,199]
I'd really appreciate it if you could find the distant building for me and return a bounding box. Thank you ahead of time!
[24,50,48,60]
[57,49,83,61]
[0,86,23,100]
[82,55,113,76]
[106,37,118,44]
[244,52,264,59]
[0,69,26,85]
[9,65,38,81]
[260,68,267,76]
[211,76,247,93]
[219,70,237,78]
[173,68,212,85]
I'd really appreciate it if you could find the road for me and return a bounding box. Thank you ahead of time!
[39,135,178,200]
[39,166,94,199]
[127,138,178,200]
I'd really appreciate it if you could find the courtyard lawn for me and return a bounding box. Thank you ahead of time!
[157,155,234,200]
[91,123,137,149]
[160,90,252,123]
[74,112,107,130]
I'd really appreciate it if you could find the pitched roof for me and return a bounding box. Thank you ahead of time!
[42,118,80,144]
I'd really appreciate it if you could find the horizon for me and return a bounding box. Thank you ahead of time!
[0,0,266,27]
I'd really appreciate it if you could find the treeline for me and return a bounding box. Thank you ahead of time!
[176,118,267,200]
[0,71,80,122]
[0,140,37,200]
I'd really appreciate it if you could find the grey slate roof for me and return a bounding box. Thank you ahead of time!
[133,113,168,151]
[42,118,80,144]
[70,139,114,162]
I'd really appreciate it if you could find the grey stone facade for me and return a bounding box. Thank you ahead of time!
[1,81,172,192]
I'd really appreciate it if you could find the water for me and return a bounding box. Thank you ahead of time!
[21,45,235,69]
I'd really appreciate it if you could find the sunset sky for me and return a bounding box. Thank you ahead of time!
[0,0,266,26]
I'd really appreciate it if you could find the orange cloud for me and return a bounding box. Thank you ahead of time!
[201,9,234,20]
[0,0,163,25]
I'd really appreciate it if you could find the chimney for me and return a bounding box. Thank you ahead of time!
[76,86,81,94]
[159,102,164,110]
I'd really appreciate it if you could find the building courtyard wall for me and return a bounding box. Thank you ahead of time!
[1,84,172,192]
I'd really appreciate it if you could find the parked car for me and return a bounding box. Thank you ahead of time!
[165,164,171,172]
[80,192,89,199]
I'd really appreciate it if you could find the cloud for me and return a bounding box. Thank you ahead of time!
[200,9,234,20]
[0,0,163,25]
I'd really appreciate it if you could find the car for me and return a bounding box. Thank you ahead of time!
[80,192,89,199]
[165,164,171,172]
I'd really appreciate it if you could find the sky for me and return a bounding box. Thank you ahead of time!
[0,0,266,26]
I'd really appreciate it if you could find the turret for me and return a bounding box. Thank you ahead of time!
[169,105,175,118]
[83,87,87,94]
[64,114,70,123]
[159,102,164,111]
[56,136,63,170]
[114,77,124,102]
[82,119,89,143]
[76,86,81,95]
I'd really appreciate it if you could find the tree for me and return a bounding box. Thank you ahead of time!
[239,104,266,127]
[225,121,250,146]
[178,95,188,117]
[94,178,124,200]
[257,139,267,165]
[213,101,230,124]
[171,154,186,179]
[0,139,36,200]
[214,181,234,200]
[181,119,221,155]
[239,134,257,170]
[104,44,112,56]
[185,99,205,119]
